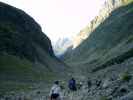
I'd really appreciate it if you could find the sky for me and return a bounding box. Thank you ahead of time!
[1,0,106,43]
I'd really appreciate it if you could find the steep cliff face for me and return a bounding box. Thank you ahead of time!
[73,0,128,48]
[62,1,133,99]
[0,2,54,61]
[63,1,133,73]
[53,38,73,56]
[54,0,126,55]
[0,2,68,86]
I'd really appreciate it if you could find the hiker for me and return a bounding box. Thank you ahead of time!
[49,81,63,100]
[87,80,92,89]
[96,80,101,87]
[77,81,83,90]
[68,78,77,91]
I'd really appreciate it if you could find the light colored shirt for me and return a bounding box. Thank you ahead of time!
[49,84,63,99]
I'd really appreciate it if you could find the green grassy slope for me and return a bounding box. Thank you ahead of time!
[64,2,133,74]
[0,54,55,81]
[0,2,69,93]
[0,53,58,93]
[122,0,133,4]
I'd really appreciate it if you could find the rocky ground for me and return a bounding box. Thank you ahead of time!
[1,57,133,100]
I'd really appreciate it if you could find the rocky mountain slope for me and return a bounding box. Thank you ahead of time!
[73,0,131,48]
[0,2,69,94]
[54,0,125,55]
[53,37,73,56]
[1,0,133,100]
[61,0,126,56]
[64,0,133,72]
[62,0,133,99]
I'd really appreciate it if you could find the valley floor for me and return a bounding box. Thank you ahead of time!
[0,57,133,100]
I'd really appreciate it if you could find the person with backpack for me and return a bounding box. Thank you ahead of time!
[68,77,77,91]
[49,81,63,100]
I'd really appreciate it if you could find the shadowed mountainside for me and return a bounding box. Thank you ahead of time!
[1,0,133,99]
[0,2,69,93]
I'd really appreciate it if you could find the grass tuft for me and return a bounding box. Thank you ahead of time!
[100,96,109,100]
[119,72,132,81]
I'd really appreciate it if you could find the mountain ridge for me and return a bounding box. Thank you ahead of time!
[0,2,69,93]
[72,0,131,48]
[63,0,133,76]
[62,1,133,99]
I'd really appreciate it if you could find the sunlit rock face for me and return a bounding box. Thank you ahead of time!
[53,37,73,56]
[72,0,125,49]
[63,0,133,73]
[54,0,127,53]
[62,1,133,99]
[72,30,89,49]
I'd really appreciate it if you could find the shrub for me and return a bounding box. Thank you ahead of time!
[122,0,133,4]
[100,96,109,100]
[120,72,132,81]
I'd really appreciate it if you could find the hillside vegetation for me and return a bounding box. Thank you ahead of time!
[0,0,133,99]
[62,1,133,99]
[0,2,69,94]
[64,2,133,74]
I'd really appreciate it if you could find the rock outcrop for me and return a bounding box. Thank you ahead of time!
[63,1,133,99]
[73,0,128,48]
[53,38,73,56]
